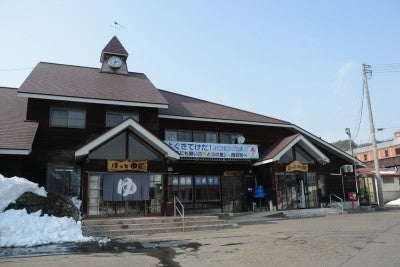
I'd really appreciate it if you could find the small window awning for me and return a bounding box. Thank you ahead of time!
[75,118,180,160]
[253,133,330,166]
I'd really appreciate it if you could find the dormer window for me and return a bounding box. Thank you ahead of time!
[106,112,139,127]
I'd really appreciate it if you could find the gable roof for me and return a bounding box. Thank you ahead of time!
[18,62,168,108]
[0,87,38,155]
[102,36,128,57]
[253,134,330,166]
[75,117,179,160]
[158,89,290,125]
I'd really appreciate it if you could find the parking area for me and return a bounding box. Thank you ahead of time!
[2,209,400,267]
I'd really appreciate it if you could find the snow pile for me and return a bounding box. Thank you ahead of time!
[0,209,92,247]
[0,174,47,212]
[0,174,101,247]
[386,197,400,206]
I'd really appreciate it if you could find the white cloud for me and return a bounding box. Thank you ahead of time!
[334,61,356,95]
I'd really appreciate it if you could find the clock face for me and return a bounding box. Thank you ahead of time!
[108,56,122,68]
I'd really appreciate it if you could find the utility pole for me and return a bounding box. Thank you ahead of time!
[362,64,384,208]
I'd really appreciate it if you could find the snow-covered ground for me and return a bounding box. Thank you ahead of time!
[386,197,400,206]
[0,174,99,247]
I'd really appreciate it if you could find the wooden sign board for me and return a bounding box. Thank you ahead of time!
[107,160,148,172]
[286,160,308,172]
[223,170,244,177]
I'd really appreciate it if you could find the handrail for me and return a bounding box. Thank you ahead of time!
[329,193,344,213]
[173,196,185,232]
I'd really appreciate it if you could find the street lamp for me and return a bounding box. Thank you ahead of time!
[345,128,353,156]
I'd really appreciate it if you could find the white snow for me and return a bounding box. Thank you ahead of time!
[386,197,400,206]
[0,174,104,247]
[0,209,92,247]
[0,174,47,212]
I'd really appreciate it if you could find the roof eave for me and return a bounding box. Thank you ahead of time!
[18,92,169,109]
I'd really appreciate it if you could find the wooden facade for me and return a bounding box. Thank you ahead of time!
[0,36,360,217]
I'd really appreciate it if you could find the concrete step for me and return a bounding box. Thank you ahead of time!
[323,208,347,215]
[82,215,220,226]
[283,208,326,219]
[82,216,237,237]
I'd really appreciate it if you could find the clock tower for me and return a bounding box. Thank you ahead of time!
[100,36,129,75]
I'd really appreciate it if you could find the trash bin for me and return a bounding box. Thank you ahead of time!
[165,202,173,216]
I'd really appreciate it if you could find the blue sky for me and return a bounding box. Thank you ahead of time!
[1,0,399,144]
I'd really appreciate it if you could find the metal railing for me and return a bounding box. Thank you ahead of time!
[173,196,185,232]
[329,193,344,213]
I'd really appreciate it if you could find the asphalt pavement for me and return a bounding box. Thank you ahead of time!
[1,209,400,267]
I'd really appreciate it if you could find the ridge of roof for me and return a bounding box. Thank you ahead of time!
[158,88,290,125]
[36,61,146,76]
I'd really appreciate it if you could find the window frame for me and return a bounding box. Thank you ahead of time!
[164,129,192,142]
[106,111,139,127]
[193,131,218,143]
[49,108,86,128]
[219,132,241,144]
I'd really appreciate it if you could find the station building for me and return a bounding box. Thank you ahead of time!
[0,36,360,216]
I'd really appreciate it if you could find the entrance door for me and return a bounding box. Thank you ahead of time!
[221,176,243,212]
[276,172,319,210]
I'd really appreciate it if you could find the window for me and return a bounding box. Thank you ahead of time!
[168,176,193,202]
[194,176,220,201]
[383,178,394,183]
[47,165,81,197]
[396,148,400,155]
[106,112,139,127]
[384,150,389,157]
[165,130,192,142]
[219,133,241,144]
[193,131,218,143]
[364,154,368,161]
[50,108,85,128]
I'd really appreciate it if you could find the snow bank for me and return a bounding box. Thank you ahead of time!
[386,197,400,206]
[0,209,93,247]
[0,174,47,212]
[0,174,106,247]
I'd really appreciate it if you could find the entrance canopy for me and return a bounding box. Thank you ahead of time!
[253,133,329,166]
[75,118,180,160]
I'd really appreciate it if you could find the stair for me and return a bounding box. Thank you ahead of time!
[323,207,347,215]
[82,215,237,237]
[282,208,326,219]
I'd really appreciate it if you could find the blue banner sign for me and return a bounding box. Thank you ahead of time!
[103,173,150,201]
[165,141,259,160]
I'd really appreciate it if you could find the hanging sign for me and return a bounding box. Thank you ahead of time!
[107,160,148,172]
[286,160,308,172]
[165,141,259,160]
[103,173,150,201]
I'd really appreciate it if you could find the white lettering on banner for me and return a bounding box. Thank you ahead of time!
[117,178,137,197]
[165,141,259,160]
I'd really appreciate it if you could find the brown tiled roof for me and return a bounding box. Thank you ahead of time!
[18,62,168,106]
[158,89,290,125]
[102,36,128,56]
[0,87,38,152]
[259,134,300,161]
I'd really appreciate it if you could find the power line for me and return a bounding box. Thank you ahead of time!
[352,77,365,141]
[0,67,33,72]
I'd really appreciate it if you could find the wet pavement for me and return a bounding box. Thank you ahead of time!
[0,239,201,267]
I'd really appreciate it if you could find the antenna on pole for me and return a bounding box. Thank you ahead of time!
[110,21,125,36]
